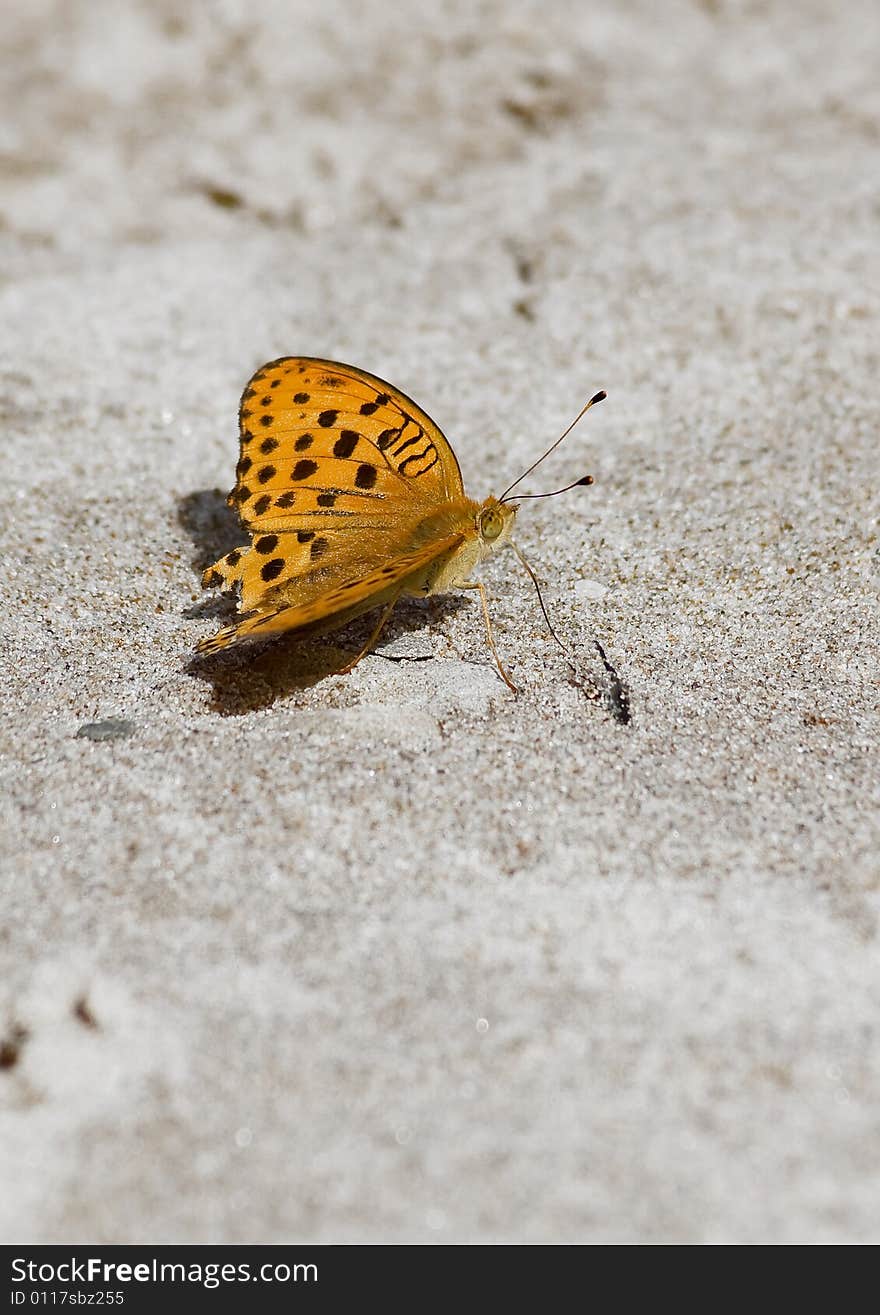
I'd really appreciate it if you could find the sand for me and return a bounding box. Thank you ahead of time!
[1,0,878,1243]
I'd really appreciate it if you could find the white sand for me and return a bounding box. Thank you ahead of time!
[1,0,878,1242]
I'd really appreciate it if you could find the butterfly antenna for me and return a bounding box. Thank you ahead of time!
[513,474,594,500]
[500,390,606,502]
[511,542,631,724]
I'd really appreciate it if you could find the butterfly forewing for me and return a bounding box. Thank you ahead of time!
[231,357,465,534]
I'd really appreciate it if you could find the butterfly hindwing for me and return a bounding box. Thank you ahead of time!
[196,533,466,655]
[201,529,348,612]
[202,517,446,614]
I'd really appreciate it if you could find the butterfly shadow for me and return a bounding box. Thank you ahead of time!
[177,488,241,620]
[177,487,469,715]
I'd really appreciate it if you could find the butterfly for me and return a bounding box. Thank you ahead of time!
[195,356,605,692]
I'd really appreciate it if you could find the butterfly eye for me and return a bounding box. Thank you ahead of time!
[479,508,504,541]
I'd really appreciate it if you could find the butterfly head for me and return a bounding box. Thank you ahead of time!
[476,496,517,552]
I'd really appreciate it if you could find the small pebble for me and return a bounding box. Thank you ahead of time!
[574,578,608,601]
[75,719,136,742]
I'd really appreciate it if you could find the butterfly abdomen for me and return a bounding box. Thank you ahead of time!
[196,563,421,655]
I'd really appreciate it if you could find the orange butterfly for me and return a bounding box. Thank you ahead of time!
[196,357,605,692]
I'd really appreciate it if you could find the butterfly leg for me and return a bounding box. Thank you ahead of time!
[459,581,518,693]
[335,593,401,676]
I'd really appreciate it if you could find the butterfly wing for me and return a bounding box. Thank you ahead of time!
[203,357,475,614]
[232,356,465,527]
[196,533,466,655]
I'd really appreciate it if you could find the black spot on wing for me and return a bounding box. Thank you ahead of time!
[292,459,318,480]
[260,558,284,582]
[333,430,360,458]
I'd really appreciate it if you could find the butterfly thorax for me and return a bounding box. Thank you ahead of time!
[408,495,517,597]
[409,497,481,551]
